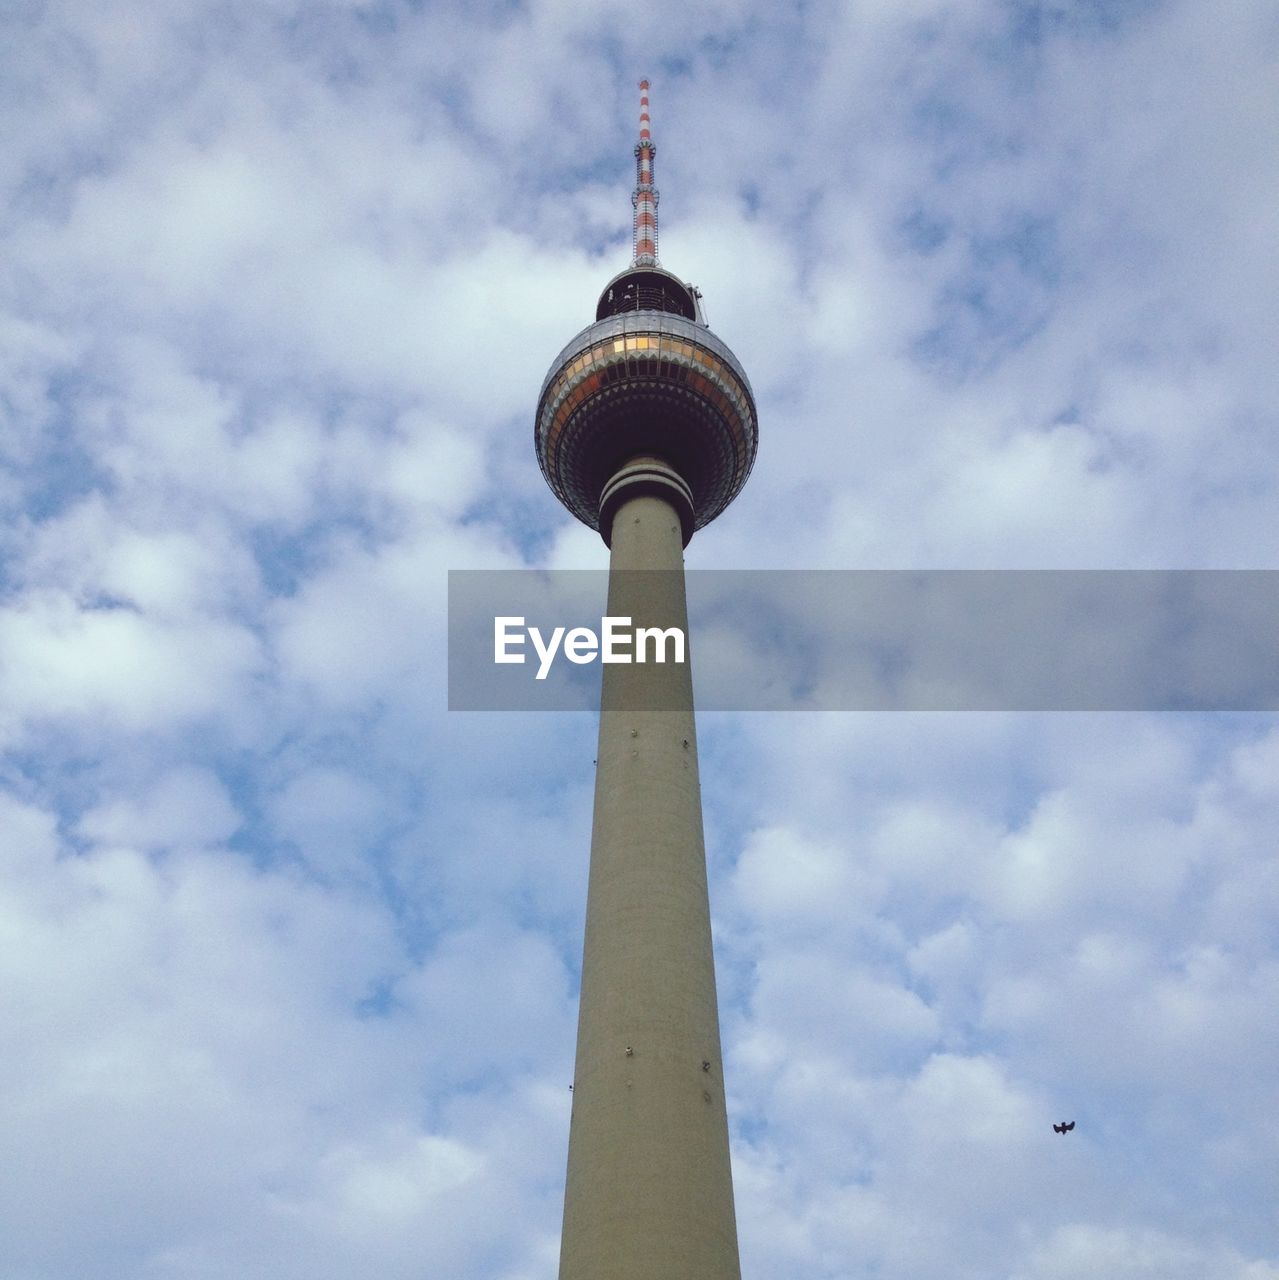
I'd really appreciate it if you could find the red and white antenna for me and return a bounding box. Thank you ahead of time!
[632,79,658,266]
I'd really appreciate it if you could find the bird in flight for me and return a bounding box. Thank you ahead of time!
[1053,1121,1076,1134]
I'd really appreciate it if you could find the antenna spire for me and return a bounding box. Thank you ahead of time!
[632,79,658,266]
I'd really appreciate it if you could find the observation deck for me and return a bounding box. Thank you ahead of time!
[536,267,758,539]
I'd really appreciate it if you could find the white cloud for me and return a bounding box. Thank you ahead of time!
[1014,1224,1279,1280]
[79,765,241,849]
[0,588,263,741]
[0,788,573,1279]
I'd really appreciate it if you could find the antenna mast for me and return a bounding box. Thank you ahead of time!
[632,79,659,265]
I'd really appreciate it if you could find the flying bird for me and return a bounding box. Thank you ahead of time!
[1053,1121,1076,1134]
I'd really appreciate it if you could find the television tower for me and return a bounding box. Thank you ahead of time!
[535,82,758,1280]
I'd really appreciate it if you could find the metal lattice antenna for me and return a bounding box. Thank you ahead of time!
[632,79,658,266]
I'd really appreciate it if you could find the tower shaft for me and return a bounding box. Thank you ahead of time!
[559,477,741,1280]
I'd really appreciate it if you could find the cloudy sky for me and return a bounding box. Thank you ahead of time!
[2,1,1277,1277]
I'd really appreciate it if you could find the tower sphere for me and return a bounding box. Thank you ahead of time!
[535,279,757,540]
[534,90,758,544]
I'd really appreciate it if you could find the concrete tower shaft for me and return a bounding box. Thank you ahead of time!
[559,471,740,1280]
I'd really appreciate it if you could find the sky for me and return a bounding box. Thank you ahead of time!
[1,1,1277,1277]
